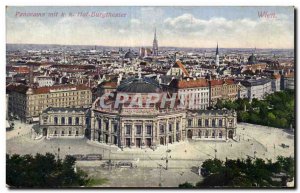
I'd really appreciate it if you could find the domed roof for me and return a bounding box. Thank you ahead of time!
[248,53,257,64]
[124,50,135,59]
[117,76,162,93]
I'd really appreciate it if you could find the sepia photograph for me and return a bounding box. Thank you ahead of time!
[5,5,295,189]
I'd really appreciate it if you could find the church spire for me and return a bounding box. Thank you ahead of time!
[152,27,158,56]
[215,42,220,67]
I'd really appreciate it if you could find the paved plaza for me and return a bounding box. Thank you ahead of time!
[6,121,294,187]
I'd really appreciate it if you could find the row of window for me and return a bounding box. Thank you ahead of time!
[125,125,152,135]
[31,91,90,99]
[53,117,89,125]
[53,130,79,136]
[199,130,223,138]
[188,119,224,127]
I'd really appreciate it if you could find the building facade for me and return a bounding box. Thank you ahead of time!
[209,79,238,106]
[7,83,92,123]
[283,72,294,90]
[177,79,210,110]
[186,110,237,141]
[39,107,90,138]
[241,78,272,100]
[271,74,281,92]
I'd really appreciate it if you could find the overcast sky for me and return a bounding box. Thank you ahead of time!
[6,6,294,49]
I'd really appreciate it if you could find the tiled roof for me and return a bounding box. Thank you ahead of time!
[177,79,208,89]
[100,81,118,88]
[6,84,90,94]
[33,84,90,94]
[173,61,189,76]
[210,79,235,86]
[210,79,224,86]
[284,73,294,78]
[271,74,281,79]
[6,84,29,94]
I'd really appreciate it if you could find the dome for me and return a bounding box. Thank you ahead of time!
[248,53,257,64]
[124,50,135,59]
[117,77,162,93]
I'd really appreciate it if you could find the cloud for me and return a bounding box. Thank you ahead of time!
[130,18,141,25]
[6,8,294,49]
[162,13,294,48]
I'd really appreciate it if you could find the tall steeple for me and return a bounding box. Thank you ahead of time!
[152,28,158,56]
[215,43,220,67]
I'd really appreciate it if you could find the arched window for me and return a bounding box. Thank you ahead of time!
[98,119,101,129]
[169,124,172,132]
[75,117,79,125]
[160,125,165,134]
[219,119,223,127]
[61,131,64,136]
[61,117,65,125]
[212,119,216,127]
[205,130,209,138]
[68,117,72,125]
[188,119,192,127]
[198,119,202,127]
[54,117,58,125]
[205,119,209,127]
[212,130,215,138]
[219,131,222,138]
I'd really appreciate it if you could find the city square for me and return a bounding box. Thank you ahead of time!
[6,121,294,187]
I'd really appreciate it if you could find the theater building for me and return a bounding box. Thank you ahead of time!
[89,76,237,149]
[90,76,186,149]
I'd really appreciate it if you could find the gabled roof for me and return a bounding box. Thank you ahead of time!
[172,61,189,77]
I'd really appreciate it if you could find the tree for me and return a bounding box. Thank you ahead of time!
[6,153,90,188]
[201,159,223,174]
[178,182,195,188]
[238,111,249,122]
[193,157,294,188]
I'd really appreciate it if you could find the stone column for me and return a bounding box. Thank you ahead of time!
[142,121,145,147]
[180,117,184,141]
[157,120,160,143]
[131,123,134,147]
[108,119,111,144]
[100,118,104,143]
[174,118,177,142]
[166,119,169,144]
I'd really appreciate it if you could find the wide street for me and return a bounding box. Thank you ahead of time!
[6,121,294,187]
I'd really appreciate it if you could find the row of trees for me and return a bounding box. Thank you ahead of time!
[179,156,294,188]
[214,90,294,129]
[7,153,90,188]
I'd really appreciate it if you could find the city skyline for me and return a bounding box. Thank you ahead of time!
[6,6,294,49]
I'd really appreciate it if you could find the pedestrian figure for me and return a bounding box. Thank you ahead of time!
[185,150,187,153]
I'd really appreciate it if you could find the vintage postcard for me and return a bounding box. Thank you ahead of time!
[6,6,295,188]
